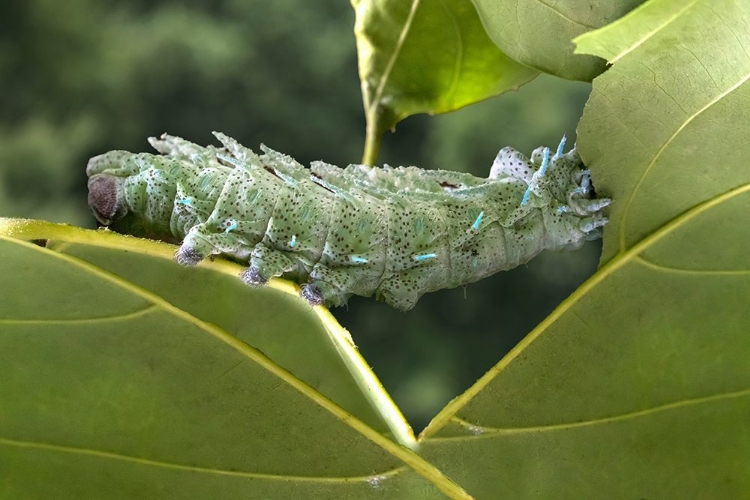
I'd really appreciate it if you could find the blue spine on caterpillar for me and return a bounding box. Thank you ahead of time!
[86,132,609,311]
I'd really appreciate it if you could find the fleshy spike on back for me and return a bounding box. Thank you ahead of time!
[148,133,205,158]
[553,134,567,160]
[212,131,261,166]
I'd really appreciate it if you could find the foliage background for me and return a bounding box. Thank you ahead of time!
[0,0,598,430]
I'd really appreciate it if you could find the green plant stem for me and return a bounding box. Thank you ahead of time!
[361,115,382,166]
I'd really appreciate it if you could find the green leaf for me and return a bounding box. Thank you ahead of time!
[418,0,750,497]
[0,219,472,500]
[573,0,700,65]
[352,0,538,164]
[575,0,750,264]
[471,0,645,81]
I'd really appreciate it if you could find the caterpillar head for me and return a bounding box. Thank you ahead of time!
[86,149,191,243]
[86,151,137,226]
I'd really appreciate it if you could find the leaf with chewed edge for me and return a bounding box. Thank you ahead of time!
[417,1,750,498]
[471,0,645,81]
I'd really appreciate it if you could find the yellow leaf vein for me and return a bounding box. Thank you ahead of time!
[0,305,158,325]
[427,388,750,441]
[0,436,406,482]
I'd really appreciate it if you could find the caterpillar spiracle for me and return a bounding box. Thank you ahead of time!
[87,133,610,311]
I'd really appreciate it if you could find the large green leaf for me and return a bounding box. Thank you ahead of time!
[351,0,538,164]
[575,0,750,264]
[471,0,645,81]
[418,0,750,498]
[0,219,472,500]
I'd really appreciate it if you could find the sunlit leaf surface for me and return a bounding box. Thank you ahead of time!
[352,0,537,163]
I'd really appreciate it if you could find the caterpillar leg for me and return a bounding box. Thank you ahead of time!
[376,263,445,311]
[375,276,421,312]
[240,244,298,287]
[579,216,608,236]
[566,196,612,216]
[175,223,219,266]
[175,222,254,266]
[299,283,325,306]
[580,198,612,213]
[298,264,362,308]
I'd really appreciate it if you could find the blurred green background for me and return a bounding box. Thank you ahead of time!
[0,0,598,432]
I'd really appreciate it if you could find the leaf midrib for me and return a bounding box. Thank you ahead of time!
[366,0,421,115]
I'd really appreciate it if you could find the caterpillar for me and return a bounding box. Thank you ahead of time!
[87,133,609,311]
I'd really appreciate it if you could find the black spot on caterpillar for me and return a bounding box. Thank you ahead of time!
[87,133,609,311]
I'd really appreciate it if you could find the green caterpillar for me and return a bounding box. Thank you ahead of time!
[87,133,609,311]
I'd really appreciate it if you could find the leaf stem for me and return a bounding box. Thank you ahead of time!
[361,113,383,166]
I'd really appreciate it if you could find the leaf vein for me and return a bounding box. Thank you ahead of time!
[428,388,750,441]
[532,0,597,29]
[609,0,699,64]
[635,256,750,275]
[0,305,158,326]
[368,0,421,115]
[437,0,463,108]
[619,70,750,251]
[0,436,406,482]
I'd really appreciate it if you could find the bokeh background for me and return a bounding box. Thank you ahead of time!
[1,0,599,432]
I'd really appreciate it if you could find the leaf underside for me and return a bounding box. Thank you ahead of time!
[418,0,750,498]
[471,0,646,82]
[0,219,471,500]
